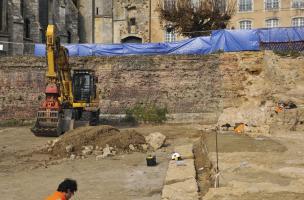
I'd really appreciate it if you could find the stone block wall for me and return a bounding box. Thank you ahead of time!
[113,0,150,43]
[84,55,222,114]
[0,56,46,120]
[1,0,79,55]
[0,51,304,132]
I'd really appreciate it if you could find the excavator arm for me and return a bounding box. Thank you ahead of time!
[31,25,74,136]
[46,25,74,107]
[31,25,100,137]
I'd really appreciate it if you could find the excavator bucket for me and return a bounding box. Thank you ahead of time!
[31,110,63,137]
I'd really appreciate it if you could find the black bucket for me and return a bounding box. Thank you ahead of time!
[146,155,157,166]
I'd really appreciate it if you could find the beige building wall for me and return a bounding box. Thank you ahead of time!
[95,17,113,43]
[89,0,304,44]
[230,0,304,29]
[78,0,94,43]
[94,0,113,44]
[92,0,183,44]
[151,0,164,42]
[150,0,185,43]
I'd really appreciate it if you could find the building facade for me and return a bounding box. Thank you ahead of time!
[78,0,304,44]
[0,0,79,55]
[78,0,180,44]
[229,0,304,29]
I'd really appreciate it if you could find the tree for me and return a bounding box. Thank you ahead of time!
[158,0,236,38]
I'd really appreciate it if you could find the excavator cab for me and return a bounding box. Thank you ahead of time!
[72,69,100,126]
[72,70,97,103]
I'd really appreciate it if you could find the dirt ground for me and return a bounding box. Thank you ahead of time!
[0,124,201,200]
[1,124,304,200]
[203,130,304,200]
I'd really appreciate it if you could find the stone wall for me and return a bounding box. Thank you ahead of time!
[1,0,79,55]
[0,52,304,133]
[0,56,45,120]
[113,0,150,43]
[217,51,304,134]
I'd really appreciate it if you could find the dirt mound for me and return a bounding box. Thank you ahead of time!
[49,125,146,158]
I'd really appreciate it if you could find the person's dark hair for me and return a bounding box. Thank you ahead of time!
[57,178,77,193]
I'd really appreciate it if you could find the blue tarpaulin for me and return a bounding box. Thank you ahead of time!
[210,29,260,52]
[257,27,304,42]
[34,27,304,57]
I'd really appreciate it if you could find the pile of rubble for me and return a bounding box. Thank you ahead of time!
[43,125,166,160]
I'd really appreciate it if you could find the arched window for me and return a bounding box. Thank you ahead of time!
[265,0,279,10]
[292,17,304,27]
[164,0,176,10]
[239,20,252,30]
[292,0,304,8]
[238,0,252,12]
[266,18,279,28]
[165,27,176,42]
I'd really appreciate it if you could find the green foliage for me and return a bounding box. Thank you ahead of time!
[125,103,168,124]
[273,50,301,58]
[0,119,34,127]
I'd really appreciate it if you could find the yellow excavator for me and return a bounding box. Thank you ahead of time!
[31,25,100,136]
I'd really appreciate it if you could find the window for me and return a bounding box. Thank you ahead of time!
[216,0,227,12]
[0,0,7,32]
[292,17,304,27]
[265,0,279,10]
[67,31,72,43]
[239,20,252,29]
[165,27,176,42]
[72,0,77,7]
[130,18,136,26]
[20,0,24,17]
[24,18,30,38]
[239,0,252,12]
[0,0,3,30]
[266,18,279,28]
[292,0,304,8]
[164,0,176,10]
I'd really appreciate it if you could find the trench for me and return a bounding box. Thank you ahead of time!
[193,131,291,199]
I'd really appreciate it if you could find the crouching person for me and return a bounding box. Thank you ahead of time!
[46,178,77,200]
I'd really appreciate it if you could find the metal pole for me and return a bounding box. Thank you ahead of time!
[215,128,220,187]
[112,0,114,43]
[92,0,95,43]
[149,0,152,42]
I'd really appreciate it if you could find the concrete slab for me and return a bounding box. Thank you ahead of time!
[162,178,199,200]
[174,144,194,159]
[165,159,196,185]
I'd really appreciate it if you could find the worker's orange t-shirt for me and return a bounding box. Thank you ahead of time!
[45,191,66,200]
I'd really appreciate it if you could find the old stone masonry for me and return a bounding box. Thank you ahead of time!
[0,0,78,55]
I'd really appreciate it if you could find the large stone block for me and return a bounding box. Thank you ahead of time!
[174,144,194,160]
[165,159,196,185]
[145,132,166,150]
[162,178,199,200]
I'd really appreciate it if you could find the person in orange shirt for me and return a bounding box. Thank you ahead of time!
[45,178,78,200]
